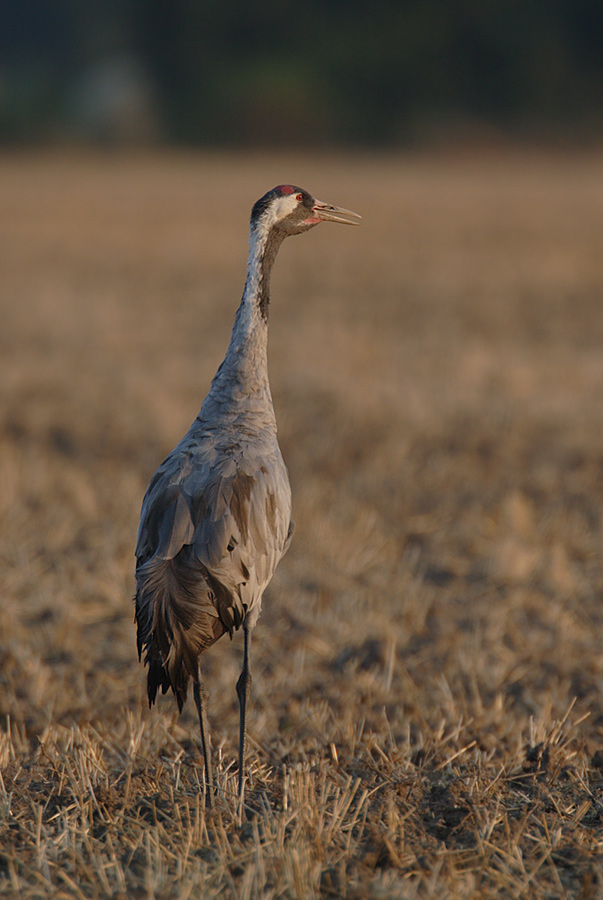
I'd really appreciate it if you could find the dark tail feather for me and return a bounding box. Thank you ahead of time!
[147,656,176,707]
[135,549,227,710]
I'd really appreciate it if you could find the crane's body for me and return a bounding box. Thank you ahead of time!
[135,185,360,808]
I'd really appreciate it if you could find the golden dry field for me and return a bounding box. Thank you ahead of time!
[0,150,602,898]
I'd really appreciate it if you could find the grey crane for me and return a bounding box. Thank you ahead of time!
[135,184,361,807]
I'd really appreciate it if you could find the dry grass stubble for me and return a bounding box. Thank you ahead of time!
[0,151,602,898]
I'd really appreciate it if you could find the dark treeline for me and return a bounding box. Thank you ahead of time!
[2,0,602,146]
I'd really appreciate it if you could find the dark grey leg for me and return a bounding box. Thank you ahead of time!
[193,672,214,808]
[235,623,252,807]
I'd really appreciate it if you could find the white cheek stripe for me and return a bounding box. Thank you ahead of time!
[261,195,299,230]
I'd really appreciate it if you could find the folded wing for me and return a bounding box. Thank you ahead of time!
[135,438,292,708]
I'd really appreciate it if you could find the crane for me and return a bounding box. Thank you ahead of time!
[135,184,361,808]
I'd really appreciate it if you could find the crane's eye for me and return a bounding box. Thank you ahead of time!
[296,193,303,202]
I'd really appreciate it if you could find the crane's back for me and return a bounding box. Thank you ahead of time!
[135,407,292,708]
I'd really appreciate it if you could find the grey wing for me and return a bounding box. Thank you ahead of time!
[190,445,293,611]
[136,441,292,624]
[135,441,292,708]
[136,473,194,565]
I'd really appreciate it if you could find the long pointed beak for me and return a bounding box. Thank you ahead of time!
[312,199,362,226]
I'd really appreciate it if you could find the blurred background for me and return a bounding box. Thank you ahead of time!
[2,0,603,149]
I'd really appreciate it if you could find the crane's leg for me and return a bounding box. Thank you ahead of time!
[235,623,252,810]
[193,671,214,808]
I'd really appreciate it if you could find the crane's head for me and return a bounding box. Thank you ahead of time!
[251,185,361,237]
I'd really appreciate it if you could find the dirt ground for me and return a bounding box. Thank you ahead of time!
[0,150,602,898]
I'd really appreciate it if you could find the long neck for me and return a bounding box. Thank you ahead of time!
[240,222,286,324]
[206,223,285,410]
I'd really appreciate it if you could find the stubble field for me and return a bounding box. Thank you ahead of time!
[0,150,602,898]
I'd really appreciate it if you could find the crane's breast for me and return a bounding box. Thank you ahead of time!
[192,444,292,591]
[136,430,292,625]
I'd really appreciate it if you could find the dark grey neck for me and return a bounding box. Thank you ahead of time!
[202,223,286,411]
[246,224,286,320]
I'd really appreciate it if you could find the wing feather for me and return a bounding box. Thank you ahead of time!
[135,431,292,708]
